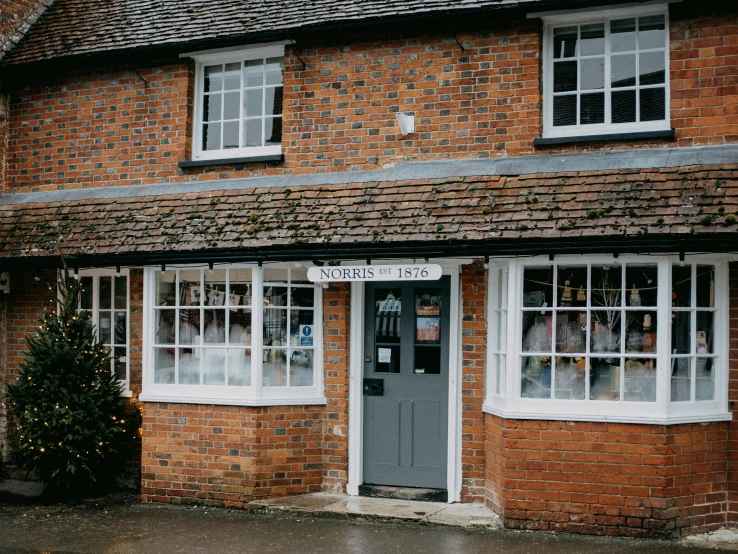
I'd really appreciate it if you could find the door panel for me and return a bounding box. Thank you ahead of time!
[362,277,450,489]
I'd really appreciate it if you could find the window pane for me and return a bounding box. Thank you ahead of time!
[553,26,578,59]
[626,265,658,307]
[554,61,577,92]
[180,309,201,345]
[611,54,636,88]
[553,95,577,126]
[672,265,691,307]
[291,309,315,347]
[580,93,605,125]
[263,348,287,386]
[180,348,201,385]
[697,265,715,308]
[99,276,112,309]
[264,308,287,345]
[99,310,111,344]
[228,313,251,345]
[265,57,284,86]
[590,358,620,400]
[154,348,175,384]
[290,350,314,386]
[203,348,226,385]
[223,92,240,120]
[670,358,691,402]
[581,23,605,56]
[523,267,553,307]
[227,346,251,387]
[555,311,586,354]
[265,117,282,146]
[672,311,691,354]
[624,358,656,402]
[156,271,176,306]
[204,122,221,150]
[591,266,622,308]
[244,118,263,147]
[229,269,252,307]
[223,62,241,90]
[557,267,587,307]
[521,356,551,398]
[180,271,202,306]
[696,311,714,354]
[204,93,221,122]
[204,65,223,93]
[114,312,126,345]
[291,287,315,308]
[612,90,636,123]
[223,121,239,149]
[113,347,127,381]
[155,309,176,345]
[591,311,621,353]
[114,276,127,309]
[640,51,665,85]
[204,310,226,344]
[265,86,283,117]
[626,311,657,353]
[581,58,605,91]
[244,88,263,118]
[554,357,585,399]
[639,15,666,50]
[264,269,289,282]
[696,358,715,401]
[611,18,636,52]
[640,88,665,122]
[244,59,264,88]
[80,276,93,309]
[522,312,552,352]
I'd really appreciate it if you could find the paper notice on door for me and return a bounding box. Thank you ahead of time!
[377,347,392,364]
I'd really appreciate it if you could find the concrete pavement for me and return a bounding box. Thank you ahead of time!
[0,493,728,554]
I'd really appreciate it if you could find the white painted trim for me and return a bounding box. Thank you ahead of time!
[138,394,327,407]
[347,281,365,496]
[482,403,731,425]
[182,42,290,61]
[447,265,462,503]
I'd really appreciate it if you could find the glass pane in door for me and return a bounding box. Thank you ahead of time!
[375,288,401,373]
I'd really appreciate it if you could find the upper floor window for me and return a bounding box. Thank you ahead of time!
[542,5,670,139]
[190,44,284,161]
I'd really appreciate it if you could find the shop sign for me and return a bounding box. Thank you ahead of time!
[307,264,443,282]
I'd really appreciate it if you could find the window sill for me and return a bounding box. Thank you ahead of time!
[534,129,675,147]
[139,392,327,407]
[482,403,732,425]
[178,154,284,169]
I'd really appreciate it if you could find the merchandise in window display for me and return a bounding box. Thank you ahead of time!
[560,280,573,307]
[642,314,656,353]
[629,285,641,307]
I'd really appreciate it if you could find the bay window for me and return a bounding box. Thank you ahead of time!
[484,256,730,424]
[141,265,324,406]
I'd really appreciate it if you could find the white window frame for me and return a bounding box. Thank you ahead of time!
[186,43,285,161]
[483,254,731,424]
[140,263,326,406]
[541,4,671,139]
[77,268,132,397]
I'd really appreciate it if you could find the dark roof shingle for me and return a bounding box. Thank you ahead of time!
[1,165,736,265]
[3,0,552,66]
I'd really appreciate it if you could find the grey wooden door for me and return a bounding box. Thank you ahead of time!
[362,277,450,489]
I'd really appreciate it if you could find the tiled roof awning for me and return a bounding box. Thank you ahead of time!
[1,165,737,266]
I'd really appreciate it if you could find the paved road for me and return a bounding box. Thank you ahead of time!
[0,496,720,554]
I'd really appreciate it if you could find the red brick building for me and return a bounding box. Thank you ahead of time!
[0,0,737,539]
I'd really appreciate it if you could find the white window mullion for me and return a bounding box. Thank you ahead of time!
[252,267,264,398]
[690,263,698,403]
[655,261,670,416]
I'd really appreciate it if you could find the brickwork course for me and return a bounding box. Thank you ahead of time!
[0,0,737,540]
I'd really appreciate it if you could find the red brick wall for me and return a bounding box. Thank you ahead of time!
[485,415,729,538]
[460,261,487,502]
[139,282,351,506]
[5,4,737,193]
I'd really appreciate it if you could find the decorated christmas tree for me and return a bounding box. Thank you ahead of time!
[6,265,132,497]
